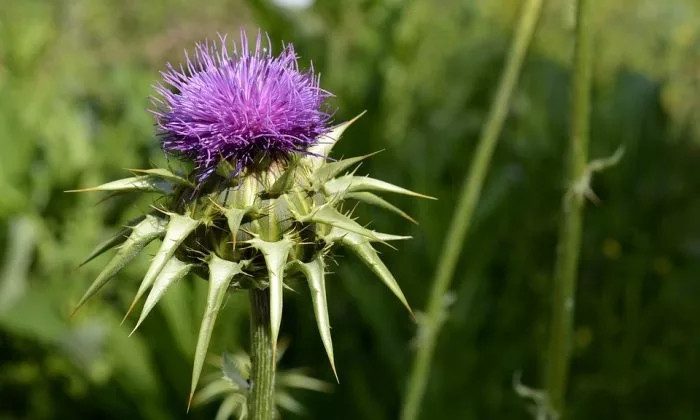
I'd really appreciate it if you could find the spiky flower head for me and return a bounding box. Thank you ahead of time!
[151,30,332,180]
[70,29,434,407]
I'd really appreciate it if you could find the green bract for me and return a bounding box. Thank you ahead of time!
[71,116,434,400]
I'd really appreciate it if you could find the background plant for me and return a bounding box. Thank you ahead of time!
[2,0,700,419]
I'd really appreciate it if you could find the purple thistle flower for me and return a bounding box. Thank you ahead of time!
[150,30,333,180]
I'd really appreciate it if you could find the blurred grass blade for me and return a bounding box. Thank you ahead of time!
[546,0,595,413]
[124,213,200,321]
[346,191,418,224]
[294,255,337,380]
[130,257,192,334]
[0,216,36,312]
[71,215,167,316]
[248,237,294,350]
[401,0,545,418]
[324,175,436,200]
[190,255,244,408]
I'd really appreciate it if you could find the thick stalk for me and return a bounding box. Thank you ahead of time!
[249,289,275,420]
[400,1,545,419]
[545,0,593,415]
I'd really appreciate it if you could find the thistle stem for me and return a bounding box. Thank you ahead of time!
[545,0,593,415]
[400,1,544,419]
[249,289,275,420]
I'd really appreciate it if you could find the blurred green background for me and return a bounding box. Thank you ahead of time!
[1,0,700,419]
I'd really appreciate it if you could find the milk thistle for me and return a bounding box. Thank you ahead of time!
[71,29,433,419]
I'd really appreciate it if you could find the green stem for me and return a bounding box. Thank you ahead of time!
[400,1,545,419]
[545,0,593,415]
[249,289,275,420]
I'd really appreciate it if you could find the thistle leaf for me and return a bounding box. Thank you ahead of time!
[335,232,412,316]
[248,237,294,352]
[128,168,194,187]
[125,214,200,321]
[190,255,245,407]
[66,175,177,195]
[307,112,366,168]
[71,215,166,316]
[292,204,380,241]
[130,257,192,334]
[293,256,337,381]
[79,215,147,267]
[324,175,436,200]
[312,151,380,184]
[346,191,418,224]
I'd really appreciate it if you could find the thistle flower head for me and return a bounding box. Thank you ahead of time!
[151,30,332,179]
[70,30,435,410]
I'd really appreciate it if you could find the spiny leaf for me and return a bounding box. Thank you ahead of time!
[293,256,337,381]
[66,175,176,195]
[346,191,418,224]
[248,236,294,353]
[323,175,436,200]
[190,255,245,409]
[312,151,380,184]
[307,112,366,168]
[71,215,166,316]
[130,257,192,335]
[79,215,146,267]
[124,214,200,321]
[291,204,380,241]
[335,232,412,317]
[128,168,194,187]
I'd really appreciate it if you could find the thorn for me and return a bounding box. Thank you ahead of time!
[187,392,194,412]
[68,307,80,319]
[121,299,138,325]
[128,326,138,337]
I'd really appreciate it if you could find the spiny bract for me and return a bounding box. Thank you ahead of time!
[70,30,434,403]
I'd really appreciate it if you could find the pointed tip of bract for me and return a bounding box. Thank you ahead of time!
[309,112,367,164]
[121,300,138,325]
[187,392,194,412]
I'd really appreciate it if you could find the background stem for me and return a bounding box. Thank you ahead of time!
[545,0,593,415]
[249,289,275,420]
[400,1,545,419]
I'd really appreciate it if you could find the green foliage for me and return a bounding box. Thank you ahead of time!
[2,0,700,419]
